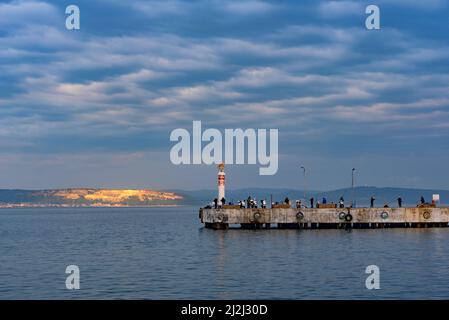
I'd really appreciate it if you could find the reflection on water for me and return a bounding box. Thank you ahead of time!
[1,206,449,299]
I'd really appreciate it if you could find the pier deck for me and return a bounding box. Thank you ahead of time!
[199,207,449,229]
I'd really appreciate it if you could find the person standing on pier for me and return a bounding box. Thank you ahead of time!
[310,197,314,208]
[370,196,375,208]
[420,196,425,205]
[339,196,345,208]
[221,197,226,207]
[397,197,403,208]
[214,198,218,209]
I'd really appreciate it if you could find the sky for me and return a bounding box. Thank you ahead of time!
[0,0,449,191]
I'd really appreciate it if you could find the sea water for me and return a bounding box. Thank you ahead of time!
[0,206,448,299]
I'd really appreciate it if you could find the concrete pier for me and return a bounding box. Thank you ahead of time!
[199,206,449,229]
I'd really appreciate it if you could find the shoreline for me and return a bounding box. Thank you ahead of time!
[0,204,185,209]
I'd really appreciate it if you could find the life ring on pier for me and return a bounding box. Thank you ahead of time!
[339,212,347,220]
[381,211,389,219]
[344,213,353,222]
[217,213,224,222]
[254,212,262,221]
[296,212,304,220]
[423,211,431,220]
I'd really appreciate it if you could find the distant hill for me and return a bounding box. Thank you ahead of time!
[0,189,189,207]
[1,186,447,208]
[313,186,449,207]
[178,186,449,207]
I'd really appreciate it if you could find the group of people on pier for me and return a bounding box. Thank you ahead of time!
[304,195,428,208]
[213,197,226,209]
[211,195,433,209]
[238,197,267,209]
[306,197,334,208]
[369,196,403,208]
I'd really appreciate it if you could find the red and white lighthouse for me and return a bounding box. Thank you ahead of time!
[217,163,225,203]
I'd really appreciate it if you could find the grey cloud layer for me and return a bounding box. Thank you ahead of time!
[1,0,448,189]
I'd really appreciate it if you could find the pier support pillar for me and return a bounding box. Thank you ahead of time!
[205,222,229,230]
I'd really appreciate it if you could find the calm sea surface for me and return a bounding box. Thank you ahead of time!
[1,206,449,299]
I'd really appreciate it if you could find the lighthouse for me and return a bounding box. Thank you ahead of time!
[217,163,225,204]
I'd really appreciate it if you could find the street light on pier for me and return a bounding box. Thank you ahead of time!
[300,166,307,203]
[351,168,356,208]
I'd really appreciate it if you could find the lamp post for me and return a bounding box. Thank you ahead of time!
[300,166,306,203]
[351,168,356,208]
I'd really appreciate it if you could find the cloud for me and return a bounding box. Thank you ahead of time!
[105,0,275,19]
[377,0,446,10]
[318,1,363,19]
[130,0,187,17]
[0,0,59,28]
[1,0,449,189]
[224,0,274,15]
